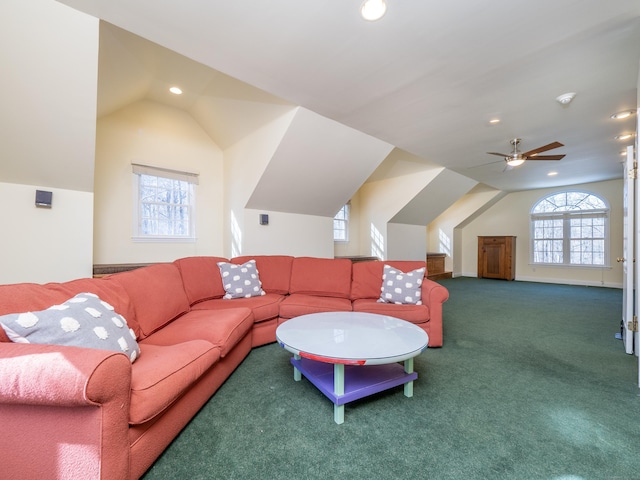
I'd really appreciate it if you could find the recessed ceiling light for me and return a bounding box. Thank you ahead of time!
[361,0,386,21]
[556,92,576,105]
[169,86,183,95]
[489,118,501,125]
[615,133,634,141]
[610,110,636,120]
[547,171,558,176]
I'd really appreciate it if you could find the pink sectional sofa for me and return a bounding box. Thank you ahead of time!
[0,255,448,479]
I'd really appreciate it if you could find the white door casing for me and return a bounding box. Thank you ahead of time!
[622,144,635,355]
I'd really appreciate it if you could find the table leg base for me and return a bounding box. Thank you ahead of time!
[291,357,418,424]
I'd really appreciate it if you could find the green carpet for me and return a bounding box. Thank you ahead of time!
[142,278,640,480]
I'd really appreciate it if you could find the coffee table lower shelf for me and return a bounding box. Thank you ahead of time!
[291,356,418,424]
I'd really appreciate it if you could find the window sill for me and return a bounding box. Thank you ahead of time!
[132,236,196,243]
[529,263,611,269]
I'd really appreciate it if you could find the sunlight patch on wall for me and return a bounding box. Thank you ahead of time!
[439,228,451,256]
[370,223,384,259]
[231,210,242,257]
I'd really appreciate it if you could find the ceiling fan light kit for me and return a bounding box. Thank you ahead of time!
[506,157,525,167]
[486,138,565,169]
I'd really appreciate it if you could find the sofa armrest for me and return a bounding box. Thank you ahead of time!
[421,279,449,347]
[0,342,132,407]
[0,342,132,479]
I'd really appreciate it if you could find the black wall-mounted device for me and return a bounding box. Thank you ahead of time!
[259,214,269,225]
[35,190,53,208]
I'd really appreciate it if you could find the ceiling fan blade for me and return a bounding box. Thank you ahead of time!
[467,159,505,169]
[486,152,510,157]
[521,141,564,157]
[525,154,565,161]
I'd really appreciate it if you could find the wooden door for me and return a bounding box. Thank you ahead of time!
[478,236,515,280]
[483,242,506,279]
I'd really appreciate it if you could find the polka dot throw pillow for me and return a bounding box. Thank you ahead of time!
[217,259,266,299]
[378,264,426,305]
[0,292,140,362]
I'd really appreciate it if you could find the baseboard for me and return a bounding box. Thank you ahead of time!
[457,273,622,289]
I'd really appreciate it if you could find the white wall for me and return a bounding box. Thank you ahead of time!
[460,179,623,287]
[0,183,93,283]
[243,209,334,258]
[0,0,98,283]
[94,100,224,263]
[387,223,427,260]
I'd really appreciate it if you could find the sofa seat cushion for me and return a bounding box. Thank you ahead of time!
[174,256,228,305]
[279,294,352,319]
[231,255,293,295]
[191,294,284,323]
[289,257,352,298]
[141,308,254,358]
[351,260,427,301]
[352,298,429,324]
[129,340,219,425]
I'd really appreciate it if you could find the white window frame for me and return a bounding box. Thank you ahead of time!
[132,164,198,243]
[529,190,610,268]
[333,203,350,243]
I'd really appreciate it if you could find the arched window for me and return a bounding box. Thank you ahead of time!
[530,191,609,266]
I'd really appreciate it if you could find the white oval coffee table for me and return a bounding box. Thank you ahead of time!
[276,311,429,424]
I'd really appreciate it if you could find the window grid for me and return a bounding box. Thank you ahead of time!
[334,204,350,242]
[530,191,608,267]
[136,173,194,238]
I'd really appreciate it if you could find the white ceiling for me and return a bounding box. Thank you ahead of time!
[61,0,640,192]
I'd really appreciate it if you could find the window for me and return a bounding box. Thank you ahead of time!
[333,203,350,242]
[530,191,609,267]
[132,164,198,242]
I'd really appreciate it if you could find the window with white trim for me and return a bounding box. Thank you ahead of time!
[530,191,609,267]
[132,164,198,242]
[333,203,350,242]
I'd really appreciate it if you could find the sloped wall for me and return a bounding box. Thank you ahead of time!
[0,0,98,283]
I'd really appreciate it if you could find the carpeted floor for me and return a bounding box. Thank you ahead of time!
[142,278,640,480]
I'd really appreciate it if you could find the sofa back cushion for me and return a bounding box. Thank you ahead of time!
[0,278,137,341]
[173,256,228,305]
[109,263,190,338]
[351,260,427,301]
[231,255,293,295]
[289,257,352,298]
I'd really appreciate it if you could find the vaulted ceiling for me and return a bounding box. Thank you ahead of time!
[62,0,640,193]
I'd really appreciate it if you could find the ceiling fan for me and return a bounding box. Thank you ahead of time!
[487,138,565,168]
